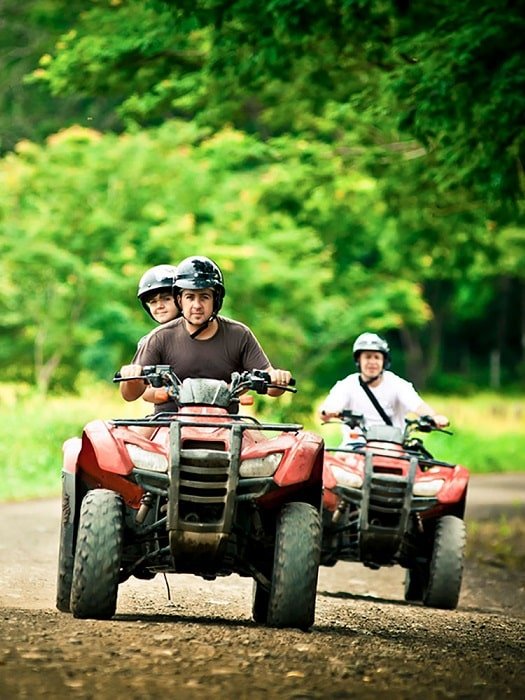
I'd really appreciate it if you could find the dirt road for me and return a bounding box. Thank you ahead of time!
[0,474,523,699]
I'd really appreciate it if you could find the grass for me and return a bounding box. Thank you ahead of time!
[0,382,146,502]
[0,385,524,502]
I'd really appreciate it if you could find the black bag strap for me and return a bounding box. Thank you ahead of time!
[359,377,393,426]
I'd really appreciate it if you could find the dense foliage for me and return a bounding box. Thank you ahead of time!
[0,0,524,414]
[29,0,525,208]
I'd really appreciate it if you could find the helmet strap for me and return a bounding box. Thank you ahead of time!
[360,371,383,385]
[183,313,217,339]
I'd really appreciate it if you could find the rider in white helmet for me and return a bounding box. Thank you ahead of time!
[319,332,449,444]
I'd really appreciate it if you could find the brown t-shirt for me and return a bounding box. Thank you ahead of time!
[132,316,271,413]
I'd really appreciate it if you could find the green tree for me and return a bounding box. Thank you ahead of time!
[0,121,432,402]
[0,0,121,153]
[2,0,524,400]
[33,0,525,207]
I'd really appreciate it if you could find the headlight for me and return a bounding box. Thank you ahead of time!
[331,466,363,489]
[126,444,168,473]
[239,452,283,477]
[413,478,445,497]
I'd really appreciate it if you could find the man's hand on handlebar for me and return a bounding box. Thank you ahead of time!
[117,364,148,402]
[118,364,144,379]
[266,367,294,396]
[268,368,292,386]
[429,414,449,429]
[320,409,341,423]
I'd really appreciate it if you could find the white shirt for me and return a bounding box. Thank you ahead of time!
[319,370,423,442]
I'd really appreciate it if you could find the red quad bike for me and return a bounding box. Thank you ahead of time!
[321,412,470,609]
[57,367,324,630]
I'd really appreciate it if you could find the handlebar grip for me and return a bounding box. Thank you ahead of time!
[112,371,147,383]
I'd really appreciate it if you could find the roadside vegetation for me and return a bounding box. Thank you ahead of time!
[468,515,525,572]
[0,381,144,502]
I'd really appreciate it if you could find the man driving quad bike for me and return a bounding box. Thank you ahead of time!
[119,255,293,412]
[319,332,449,444]
[318,332,468,610]
[57,256,323,629]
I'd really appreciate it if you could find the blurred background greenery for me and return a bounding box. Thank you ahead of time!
[0,1,524,500]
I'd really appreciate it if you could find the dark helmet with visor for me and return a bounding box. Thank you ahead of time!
[137,264,177,319]
[174,256,225,314]
[352,332,391,369]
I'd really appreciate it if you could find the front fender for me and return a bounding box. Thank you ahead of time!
[65,420,168,509]
[79,419,135,475]
[436,466,470,513]
[273,431,325,488]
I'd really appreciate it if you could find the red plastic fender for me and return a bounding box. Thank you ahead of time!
[322,451,363,489]
[75,421,153,509]
[272,431,324,486]
[79,420,169,476]
[321,451,364,512]
[435,465,470,505]
[79,419,135,475]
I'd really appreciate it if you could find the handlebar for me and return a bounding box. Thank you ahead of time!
[113,365,180,388]
[113,366,297,395]
[321,410,364,429]
[405,415,453,435]
[321,410,452,436]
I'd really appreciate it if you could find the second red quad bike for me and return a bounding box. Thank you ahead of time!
[57,367,324,630]
[321,412,470,609]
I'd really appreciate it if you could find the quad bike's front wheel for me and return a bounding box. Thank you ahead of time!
[267,502,321,631]
[70,489,123,620]
[423,515,466,610]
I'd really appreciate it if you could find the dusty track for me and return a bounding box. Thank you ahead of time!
[0,474,523,699]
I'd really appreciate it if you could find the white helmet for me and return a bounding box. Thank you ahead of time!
[352,332,391,368]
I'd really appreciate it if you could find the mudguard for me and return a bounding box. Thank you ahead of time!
[435,466,470,509]
[273,431,324,487]
[71,420,160,509]
[77,419,168,475]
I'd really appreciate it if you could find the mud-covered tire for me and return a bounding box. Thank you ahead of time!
[252,580,270,624]
[267,502,321,631]
[56,489,76,613]
[423,515,466,610]
[70,489,123,619]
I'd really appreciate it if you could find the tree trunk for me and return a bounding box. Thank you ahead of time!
[34,325,63,395]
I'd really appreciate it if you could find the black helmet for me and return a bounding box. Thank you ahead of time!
[174,256,225,313]
[137,264,177,318]
[352,332,391,369]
